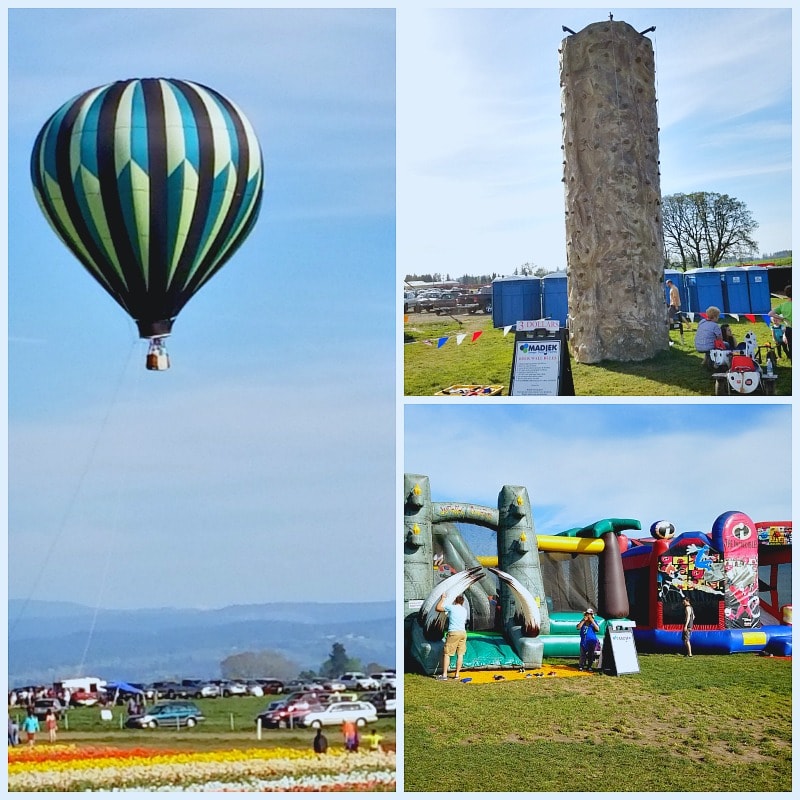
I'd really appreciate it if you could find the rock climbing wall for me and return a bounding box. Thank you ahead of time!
[560,20,668,363]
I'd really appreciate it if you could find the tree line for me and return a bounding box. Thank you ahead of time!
[218,642,389,681]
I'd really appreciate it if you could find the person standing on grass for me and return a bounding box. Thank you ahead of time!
[45,709,58,743]
[366,728,383,752]
[576,608,600,671]
[666,280,683,337]
[342,719,358,752]
[683,597,695,657]
[435,593,468,680]
[312,728,328,756]
[21,710,39,746]
[769,285,792,361]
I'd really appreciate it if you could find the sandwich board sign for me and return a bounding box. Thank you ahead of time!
[509,320,575,396]
[599,620,640,676]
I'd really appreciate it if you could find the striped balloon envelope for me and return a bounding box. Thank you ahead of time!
[31,78,264,368]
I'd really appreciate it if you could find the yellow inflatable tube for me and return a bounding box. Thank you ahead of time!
[477,534,605,567]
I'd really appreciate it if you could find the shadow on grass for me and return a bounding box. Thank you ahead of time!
[573,346,713,395]
[576,344,792,396]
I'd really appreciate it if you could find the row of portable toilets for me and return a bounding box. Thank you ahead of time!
[491,266,772,329]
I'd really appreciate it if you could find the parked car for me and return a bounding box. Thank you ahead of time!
[338,672,380,691]
[302,701,378,729]
[149,681,185,699]
[259,699,325,728]
[284,679,324,693]
[181,680,220,699]
[216,680,248,697]
[370,672,397,690]
[258,679,285,695]
[360,691,396,716]
[322,679,347,692]
[32,697,64,721]
[125,700,204,729]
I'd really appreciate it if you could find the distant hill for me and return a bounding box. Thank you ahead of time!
[8,599,395,686]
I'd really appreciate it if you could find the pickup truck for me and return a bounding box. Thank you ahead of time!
[427,289,493,315]
[458,286,493,314]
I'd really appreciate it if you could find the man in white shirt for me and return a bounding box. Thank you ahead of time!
[435,593,468,680]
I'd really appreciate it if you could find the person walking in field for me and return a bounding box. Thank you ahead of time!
[683,597,695,657]
[435,593,469,680]
[21,710,39,746]
[45,709,58,743]
[312,728,328,756]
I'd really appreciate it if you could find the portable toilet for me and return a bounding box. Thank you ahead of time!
[541,271,568,327]
[743,265,772,314]
[664,269,688,310]
[719,267,751,314]
[491,276,542,329]
[685,268,723,314]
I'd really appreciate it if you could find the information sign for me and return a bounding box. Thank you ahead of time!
[509,325,574,396]
[599,621,640,676]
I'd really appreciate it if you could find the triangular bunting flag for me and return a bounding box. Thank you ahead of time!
[744,314,756,323]
[456,334,467,346]
[437,337,449,349]
[472,330,483,343]
[729,313,740,322]
[503,325,513,336]
[762,314,772,326]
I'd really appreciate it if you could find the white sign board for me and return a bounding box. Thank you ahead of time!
[600,627,640,675]
[510,338,561,396]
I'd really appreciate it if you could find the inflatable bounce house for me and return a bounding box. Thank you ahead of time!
[404,474,638,674]
[403,474,792,674]
[621,516,792,655]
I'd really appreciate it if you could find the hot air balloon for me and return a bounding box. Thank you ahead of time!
[30,78,264,370]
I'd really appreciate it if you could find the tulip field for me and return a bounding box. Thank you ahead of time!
[8,743,396,792]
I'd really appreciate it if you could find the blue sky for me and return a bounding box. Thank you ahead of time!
[405,403,792,555]
[8,9,396,609]
[397,8,791,278]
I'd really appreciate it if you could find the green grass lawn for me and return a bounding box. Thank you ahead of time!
[403,654,791,792]
[404,309,792,396]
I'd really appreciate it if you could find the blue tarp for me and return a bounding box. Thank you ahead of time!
[105,681,143,694]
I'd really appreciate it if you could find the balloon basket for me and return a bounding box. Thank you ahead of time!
[146,338,170,371]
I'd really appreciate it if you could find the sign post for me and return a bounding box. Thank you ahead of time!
[509,320,574,396]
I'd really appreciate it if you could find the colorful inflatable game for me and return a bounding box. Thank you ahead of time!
[403,473,792,675]
[621,515,792,655]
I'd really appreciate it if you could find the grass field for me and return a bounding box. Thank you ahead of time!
[404,306,792,396]
[403,654,791,792]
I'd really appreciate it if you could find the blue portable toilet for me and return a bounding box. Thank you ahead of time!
[719,267,751,314]
[664,269,688,310]
[491,276,542,329]
[541,271,568,327]
[685,268,723,315]
[744,265,772,314]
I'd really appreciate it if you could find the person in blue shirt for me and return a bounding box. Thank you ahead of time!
[435,593,468,680]
[576,608,600,671]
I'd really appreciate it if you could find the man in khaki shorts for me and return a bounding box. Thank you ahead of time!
[435,593,468,680]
